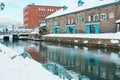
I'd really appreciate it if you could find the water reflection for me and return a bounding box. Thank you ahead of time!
[1,40,120,80]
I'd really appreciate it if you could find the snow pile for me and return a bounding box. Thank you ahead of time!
[0,44,61,80]
[83,40,88,43]
[74,40,78,43]
[43,32,120,39]
[46,0,119,19]
[111,39,119,44]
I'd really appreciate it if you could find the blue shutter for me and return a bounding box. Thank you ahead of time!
[86,25,90,34]
[58,28,60,34]
[95,24,99,34]
[66,27,70,34]
[72,26,76,34]
[53,27,56,34]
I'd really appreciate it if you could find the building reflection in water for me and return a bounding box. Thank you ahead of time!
[3,40,119,80]
[31,42,120,80]
[24,42,47,63]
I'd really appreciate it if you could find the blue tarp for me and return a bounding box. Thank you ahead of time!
[39,25,46,29]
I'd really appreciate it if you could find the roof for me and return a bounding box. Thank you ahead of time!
[116,19,120,23]
[24,4,62,11]
[46,0,120,19]
[39,23,46,29]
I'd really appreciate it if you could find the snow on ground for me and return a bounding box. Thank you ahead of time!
[43,32,120,40]
[0,44,61,80]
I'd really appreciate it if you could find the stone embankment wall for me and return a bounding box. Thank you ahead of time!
[42,36,120,50]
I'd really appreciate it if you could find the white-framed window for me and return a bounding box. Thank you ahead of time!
[64,19,66,25]
[88,16,91,22]
[68,19,70,24]
[52,9,54,12]
[76,18,79,24]
[101,13,107,20]
[38,8,41,11]
[49,9,52,12]
[47,9,49,11]
[71,19,73,24]
[68,19,73,24]
[54,21,58,26]
[109,12,114,19]
[81,16,85,22]
[90,15,94,22]
[60,20,63,26]
[47,22,49,26]
[43,9,45,11]
[94,14,99,21]
[50,22,53,26]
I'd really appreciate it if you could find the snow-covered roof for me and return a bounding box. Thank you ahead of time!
[115,19,120,23]
[46,0,120,19]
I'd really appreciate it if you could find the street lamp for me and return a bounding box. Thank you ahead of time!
[0,2,5,10]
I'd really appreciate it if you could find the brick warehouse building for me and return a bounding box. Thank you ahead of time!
[46,0,120,34]
[23,4,61,29]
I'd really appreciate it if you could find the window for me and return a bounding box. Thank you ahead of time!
[101,13,106,20]
[76,18,79,24]
[49,9,52,12]
[52,9,54,12]
[43,9,45,11]
[47,9,49,11]
[116,23,120,32]
[47,22,49,26]
[68,19,70,24]
[38,8,41,11]
[68,19,73,24]
[54,21,58,26]
[60,20,63,26]
[90,16,94,22]
[94,14,99,21]
[81,17,85,22]
[50,22,53,26]
[64,20,66,25]
[71,19,73,24]
[88,16,91,22]
[109,12,114,19]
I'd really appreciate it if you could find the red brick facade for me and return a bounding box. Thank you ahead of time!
[23,5,61,29]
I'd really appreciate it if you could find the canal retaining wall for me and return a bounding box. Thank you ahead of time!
[42,36,120,50]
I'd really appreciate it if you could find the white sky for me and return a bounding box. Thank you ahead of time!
[0,0,76,23]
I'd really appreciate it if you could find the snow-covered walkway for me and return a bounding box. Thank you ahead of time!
[43,32,120,39]
[0,44,61,80]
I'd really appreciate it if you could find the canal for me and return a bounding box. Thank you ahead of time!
[0,40,120,80]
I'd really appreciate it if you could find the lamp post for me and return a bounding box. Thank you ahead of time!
[0,2,5,10]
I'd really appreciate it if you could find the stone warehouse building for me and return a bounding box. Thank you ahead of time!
[46,0,120,34]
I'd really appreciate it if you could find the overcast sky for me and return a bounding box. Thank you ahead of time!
[0,0,77,23]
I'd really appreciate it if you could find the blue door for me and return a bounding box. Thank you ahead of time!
[71,26,76,34]
[53,27,60,34]
[53,27,56,34]
[86,25,90,34]
[95,24,99,34]
[57,28,60,34]
[66,27,70,34]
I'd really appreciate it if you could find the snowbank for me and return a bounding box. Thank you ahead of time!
[43,33,120,39]
[0,44,61,80]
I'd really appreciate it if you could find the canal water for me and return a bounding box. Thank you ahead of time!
[0,40,120,80]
